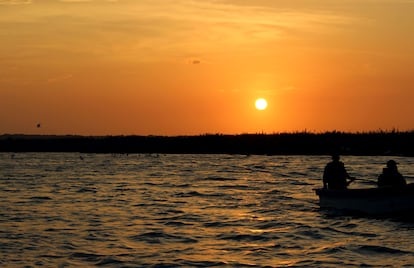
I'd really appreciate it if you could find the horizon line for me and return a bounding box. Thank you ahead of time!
[1,129,414,138]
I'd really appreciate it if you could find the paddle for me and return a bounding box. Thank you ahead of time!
[346,176,356,186]
[349,177,378,185]
[315,177,381,191]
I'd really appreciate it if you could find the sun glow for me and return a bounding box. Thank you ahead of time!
[255,98,268,110]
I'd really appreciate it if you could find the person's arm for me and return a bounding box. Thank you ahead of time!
[342,163,351,179]
[323,180,328,189]
[377,174,383,187]
[399,173,407,186]
[342,163,355,186]
[323,166,328,189]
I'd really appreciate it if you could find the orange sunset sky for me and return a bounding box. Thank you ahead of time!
[1,0,413,135]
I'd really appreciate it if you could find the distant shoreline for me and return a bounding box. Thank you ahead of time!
[1,131,413,156]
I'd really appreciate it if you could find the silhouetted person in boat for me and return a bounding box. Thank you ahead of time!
[323,154,354,190]
[377,160,406,188]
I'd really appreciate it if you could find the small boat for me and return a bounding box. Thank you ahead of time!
[315,183,414,216]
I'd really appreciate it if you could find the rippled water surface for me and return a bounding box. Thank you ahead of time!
[1,153,414,267]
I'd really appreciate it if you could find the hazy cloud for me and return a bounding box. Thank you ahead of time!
[46,74,74,84]
[59,0,117,2]
[0,0,31,4]
[1,0,412,64]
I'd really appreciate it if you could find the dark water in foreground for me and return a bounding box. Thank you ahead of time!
[1,153,414,267]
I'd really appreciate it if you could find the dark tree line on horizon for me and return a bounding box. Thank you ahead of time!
[0,131,413,156]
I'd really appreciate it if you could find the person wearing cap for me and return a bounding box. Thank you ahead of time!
[323,154,354,190]
[377,160,406,188]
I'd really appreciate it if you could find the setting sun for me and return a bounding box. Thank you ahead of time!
[255,98,268,111]
[1,1,413,135]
